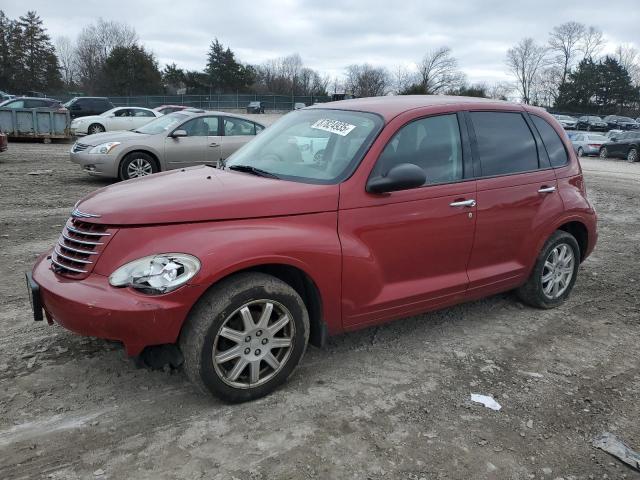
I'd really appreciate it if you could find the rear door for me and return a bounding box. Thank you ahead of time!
[464,110,565,297]
[220,117,258,161]
[109,108,133,131]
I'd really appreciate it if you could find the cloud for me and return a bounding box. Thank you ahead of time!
[3,0,638,83]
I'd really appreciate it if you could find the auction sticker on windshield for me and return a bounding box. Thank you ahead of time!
[311,119,357,136]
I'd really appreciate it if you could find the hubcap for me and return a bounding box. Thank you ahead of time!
[541,243,575,300]
[213,300,295,388]
[126,158,153,178]
[89,125,103,134]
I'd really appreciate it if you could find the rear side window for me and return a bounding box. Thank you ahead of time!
[469,112,538,176]
[531,116,568,167]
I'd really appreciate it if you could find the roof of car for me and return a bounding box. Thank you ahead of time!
[171,109,266,126]
[308,95,523,121]
[4,96,59,101]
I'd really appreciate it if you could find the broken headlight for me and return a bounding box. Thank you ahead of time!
[109,254,200,294]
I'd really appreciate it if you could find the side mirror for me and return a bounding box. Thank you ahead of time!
[367,163,427,194]
[171,129,188,138]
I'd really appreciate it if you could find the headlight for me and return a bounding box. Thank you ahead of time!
[89,142,121,154]
[109,253,200,294]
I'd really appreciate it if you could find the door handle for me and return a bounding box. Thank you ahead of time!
[538,186,556,193]
[209,143,220,147]
[449,199,476,208]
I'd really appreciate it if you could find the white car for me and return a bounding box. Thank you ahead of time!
[70,107,163,136]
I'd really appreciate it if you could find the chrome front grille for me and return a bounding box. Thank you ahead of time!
[72,142,90,153]
[51,218,116,278]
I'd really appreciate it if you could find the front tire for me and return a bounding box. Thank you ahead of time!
[180,272,310,403]
[627,148,638,163]
[516,231,580,309]
[119,152,158,180]
[577,147,584,157]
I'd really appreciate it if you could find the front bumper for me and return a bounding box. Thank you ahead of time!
[30,252,207,355]
[70,150,120,178]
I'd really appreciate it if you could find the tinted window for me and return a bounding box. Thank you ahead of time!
[224,117,256,136]
[532,116,568,167]
[470,112,538,176]
[113,109,130,117]
[132,108,154,117]
[255,123,264,134]
[372,114,463,185]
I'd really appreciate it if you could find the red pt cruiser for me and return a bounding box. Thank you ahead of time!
[28,96,597,402]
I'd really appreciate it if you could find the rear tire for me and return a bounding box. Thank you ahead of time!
[599,147,608,159]
[516,231,580,309]
[577,147,584,157]
[627,148,638,163]
[119,152,158,180]
[88,123,105,135]
[179,272,310,403]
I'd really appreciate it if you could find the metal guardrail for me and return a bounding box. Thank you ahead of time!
[0,108,71,140]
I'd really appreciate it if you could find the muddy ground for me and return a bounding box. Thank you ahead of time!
[0,141,639,480]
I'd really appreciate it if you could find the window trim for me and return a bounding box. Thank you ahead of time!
[464,110,555,180]
[529,113,570,169]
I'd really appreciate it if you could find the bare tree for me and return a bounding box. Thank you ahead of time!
[344,64,390,97]
[391,64,416,94]
[580,26,604,60]
[417,47,465,94]
[548,21,585,87]
[55,35,76,88]
[506,37,548,104]
[487,81,513,101]
[615,44,640,86]
[75,18,138,93]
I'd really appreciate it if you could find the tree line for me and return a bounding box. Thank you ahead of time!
[0,10,639,115]
[506,21,640,114]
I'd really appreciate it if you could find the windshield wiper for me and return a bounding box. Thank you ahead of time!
[228,165,280,179]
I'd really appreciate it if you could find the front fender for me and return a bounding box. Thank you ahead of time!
[94,212,343,334]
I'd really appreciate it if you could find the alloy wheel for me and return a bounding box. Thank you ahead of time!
[627,148,638,163]
[89,124,104,134]
[599,148,607,159]
[541,243,575,300]
[577,147,584,157]
[126,158,153,178]
[213,299,295,388]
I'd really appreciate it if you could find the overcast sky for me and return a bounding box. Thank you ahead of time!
[4,0,640,84]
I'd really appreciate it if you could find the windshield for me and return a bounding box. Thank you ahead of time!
[558,115,573,121]
[135,112,189,134]
[588,117,602,121]
[618,117,634,122]
[225,109,383,184]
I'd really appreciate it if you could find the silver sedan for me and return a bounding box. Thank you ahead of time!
[571,133,608,157]
[69,110,265,180]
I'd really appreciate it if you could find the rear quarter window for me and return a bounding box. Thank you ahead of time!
[531,116,569,168]
[469,112,539,176]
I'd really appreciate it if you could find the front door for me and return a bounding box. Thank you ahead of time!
[164,117,208,169]
[340,113,477,328]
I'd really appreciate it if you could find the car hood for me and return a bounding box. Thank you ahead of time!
[78,130,149,146]
[74,166,339,225]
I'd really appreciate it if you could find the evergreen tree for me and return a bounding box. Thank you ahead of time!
[15,11,61,92]
[205,39,253,92]
[100,45,162,95]
[162,63,186,93]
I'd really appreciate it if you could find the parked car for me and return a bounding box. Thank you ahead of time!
[552,114,577,129]
[0,130,7,152]
[28,96,597,402]
[576,116,608,131]
[64,97,114,119]
[70,107,162,136]
[603,115,639,131]
[294,102,306,110]
[0,90,13,101]
[246,101,265,113]
[69,110,265,180]
[0,96,66,111]
[599,131,640,162]
[571,133,608,157]
[606,129,624,139]
[154,105,188,115]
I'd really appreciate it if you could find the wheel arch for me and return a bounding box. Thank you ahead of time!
[119,149,162,174]
[189,262,328,348]
[557,220,589,262]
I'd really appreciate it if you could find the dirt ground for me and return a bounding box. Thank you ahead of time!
[0,141,639,480]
